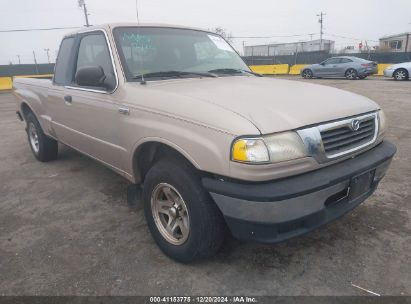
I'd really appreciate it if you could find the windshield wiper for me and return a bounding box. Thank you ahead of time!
[208,68,262,77]
[133,71,217,83]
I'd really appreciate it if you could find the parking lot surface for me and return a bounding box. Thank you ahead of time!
[0,77,410,296]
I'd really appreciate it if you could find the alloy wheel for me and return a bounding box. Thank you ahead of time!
[28,122,40,154]
[346,69,357,80]
[151,183,190,245]
[302,70,313,79]
[394,70,407,81]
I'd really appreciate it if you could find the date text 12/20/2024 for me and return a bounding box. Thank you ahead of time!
[149,296,257,303]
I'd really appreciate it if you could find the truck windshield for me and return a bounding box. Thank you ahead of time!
[113,27,250,81]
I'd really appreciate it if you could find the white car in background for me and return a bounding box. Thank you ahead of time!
[384,62,411,81]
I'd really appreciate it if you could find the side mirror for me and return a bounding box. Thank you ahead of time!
[320,62,326,66]
[75,66,108,89]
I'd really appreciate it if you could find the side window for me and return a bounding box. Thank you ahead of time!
[325,58,341,64]
[340,58,353,63]
[54,37,75,85]
[75,33,114,82]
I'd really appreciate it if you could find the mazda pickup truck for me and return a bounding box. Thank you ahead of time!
[13,23,396,263]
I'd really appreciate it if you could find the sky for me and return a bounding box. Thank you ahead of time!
[0,0,410,64]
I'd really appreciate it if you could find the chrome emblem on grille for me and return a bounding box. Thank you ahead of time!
[350,119,360,131]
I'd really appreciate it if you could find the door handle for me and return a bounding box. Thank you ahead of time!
[118,106,130,115]
[64,95,72,104]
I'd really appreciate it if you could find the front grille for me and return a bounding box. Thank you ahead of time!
[320,116,376,156]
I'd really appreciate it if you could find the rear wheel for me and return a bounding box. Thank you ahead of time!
[393,69,409,81]
[142,158,226,263]
[345,68,358,80]
[301,69,313,79]
[26,113,58,162]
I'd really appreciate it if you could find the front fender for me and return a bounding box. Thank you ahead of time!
[123,113,236,183]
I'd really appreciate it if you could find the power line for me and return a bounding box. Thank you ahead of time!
[232,33,317,39]
[232,32,380,44]
[324,33,379,42]
[0,26,80,33]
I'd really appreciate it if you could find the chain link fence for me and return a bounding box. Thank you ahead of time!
[1,52,411,77]
[242,51,411,66]
[0,64,54,77]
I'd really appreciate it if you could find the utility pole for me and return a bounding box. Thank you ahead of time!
[78,0,90,27]
[17,55,21,64]
[44,48,50,63]
[317,12,326,51]
[135,0,140,23]
[33,51,39,74]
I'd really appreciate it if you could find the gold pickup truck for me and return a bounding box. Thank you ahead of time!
[13,23,396,263]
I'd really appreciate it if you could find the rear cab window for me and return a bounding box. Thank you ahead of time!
[54,37,75,85]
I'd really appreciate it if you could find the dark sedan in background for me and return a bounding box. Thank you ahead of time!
[301,56,378,80]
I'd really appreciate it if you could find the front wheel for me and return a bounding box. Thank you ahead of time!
[301,69,313,79]
[393,69,409,81]
[26,113,58,162]
[142,158,226,263]
[345,68,358,80]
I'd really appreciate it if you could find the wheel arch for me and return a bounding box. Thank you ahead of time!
[345,67,358,74]
[301,68,314,78]
[131,139,201,184]
[20,102,35,121]
[394,68,409,78]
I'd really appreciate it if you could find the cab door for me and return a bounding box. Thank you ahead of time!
[50,31,127,172]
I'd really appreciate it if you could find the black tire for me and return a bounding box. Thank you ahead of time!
[345,68,358,80]
[26,112,58,162]
[301,69,313,79]
[393,68,409,81]
[142,158,226,263]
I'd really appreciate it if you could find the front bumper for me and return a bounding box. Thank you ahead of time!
[203,141,396,243]
[384,69,394,78]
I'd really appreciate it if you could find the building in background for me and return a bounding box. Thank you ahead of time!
[243,39,335,56]
[379,32,411,52]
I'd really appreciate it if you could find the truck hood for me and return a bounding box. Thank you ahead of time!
[131,76,379,135]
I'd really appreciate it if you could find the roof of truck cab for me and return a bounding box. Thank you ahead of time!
[64,23,210,37]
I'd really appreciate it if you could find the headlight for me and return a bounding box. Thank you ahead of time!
[264,132,307,162]
[231,132,307,164]
[378,110,387,137]
[231,138,269,163]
